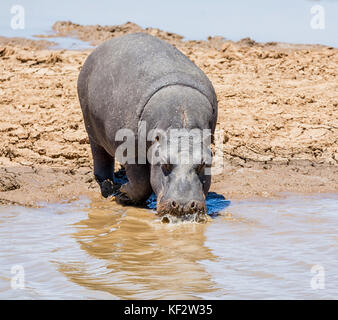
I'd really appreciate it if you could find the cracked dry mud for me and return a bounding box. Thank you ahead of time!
[0,21,337,206]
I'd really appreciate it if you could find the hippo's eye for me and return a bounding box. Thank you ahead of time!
[196,162,206,174]
[161,164,173,176]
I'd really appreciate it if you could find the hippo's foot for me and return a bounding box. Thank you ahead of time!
[114,190,147,207]
[99,179,121,198]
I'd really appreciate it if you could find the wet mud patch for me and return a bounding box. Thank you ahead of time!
[0,172,20,192]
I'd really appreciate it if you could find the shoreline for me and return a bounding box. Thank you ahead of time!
[0,21,337,207]
[0,162,337,208]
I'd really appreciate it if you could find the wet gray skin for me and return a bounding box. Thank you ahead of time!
[77,33,218,218]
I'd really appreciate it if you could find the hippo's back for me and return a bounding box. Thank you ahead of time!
[78,33,217,150]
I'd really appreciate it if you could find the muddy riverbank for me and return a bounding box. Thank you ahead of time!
[0,21,337,206]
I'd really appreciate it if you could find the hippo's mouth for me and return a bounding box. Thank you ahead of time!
[160,213,210,224]
[157,200,209,223]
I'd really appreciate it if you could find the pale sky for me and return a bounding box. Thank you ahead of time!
[1,0,337,47]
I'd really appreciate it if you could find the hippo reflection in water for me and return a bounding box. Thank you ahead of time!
[77,33,218,218]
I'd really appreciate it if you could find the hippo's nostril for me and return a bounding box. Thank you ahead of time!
[171,200,177,208]
[190,201,196,209]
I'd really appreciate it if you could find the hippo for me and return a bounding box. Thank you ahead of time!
[77,33,218,217]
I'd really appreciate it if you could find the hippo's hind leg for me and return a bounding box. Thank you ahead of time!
[115,164,152,206]
[89,138,120,198]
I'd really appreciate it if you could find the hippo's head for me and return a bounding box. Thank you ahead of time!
[149,128,212,218]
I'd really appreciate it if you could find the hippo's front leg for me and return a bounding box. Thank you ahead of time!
[89,138,121,198]
[115,164,152,206]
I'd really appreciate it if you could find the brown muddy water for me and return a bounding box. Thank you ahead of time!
[0,193,337,299]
